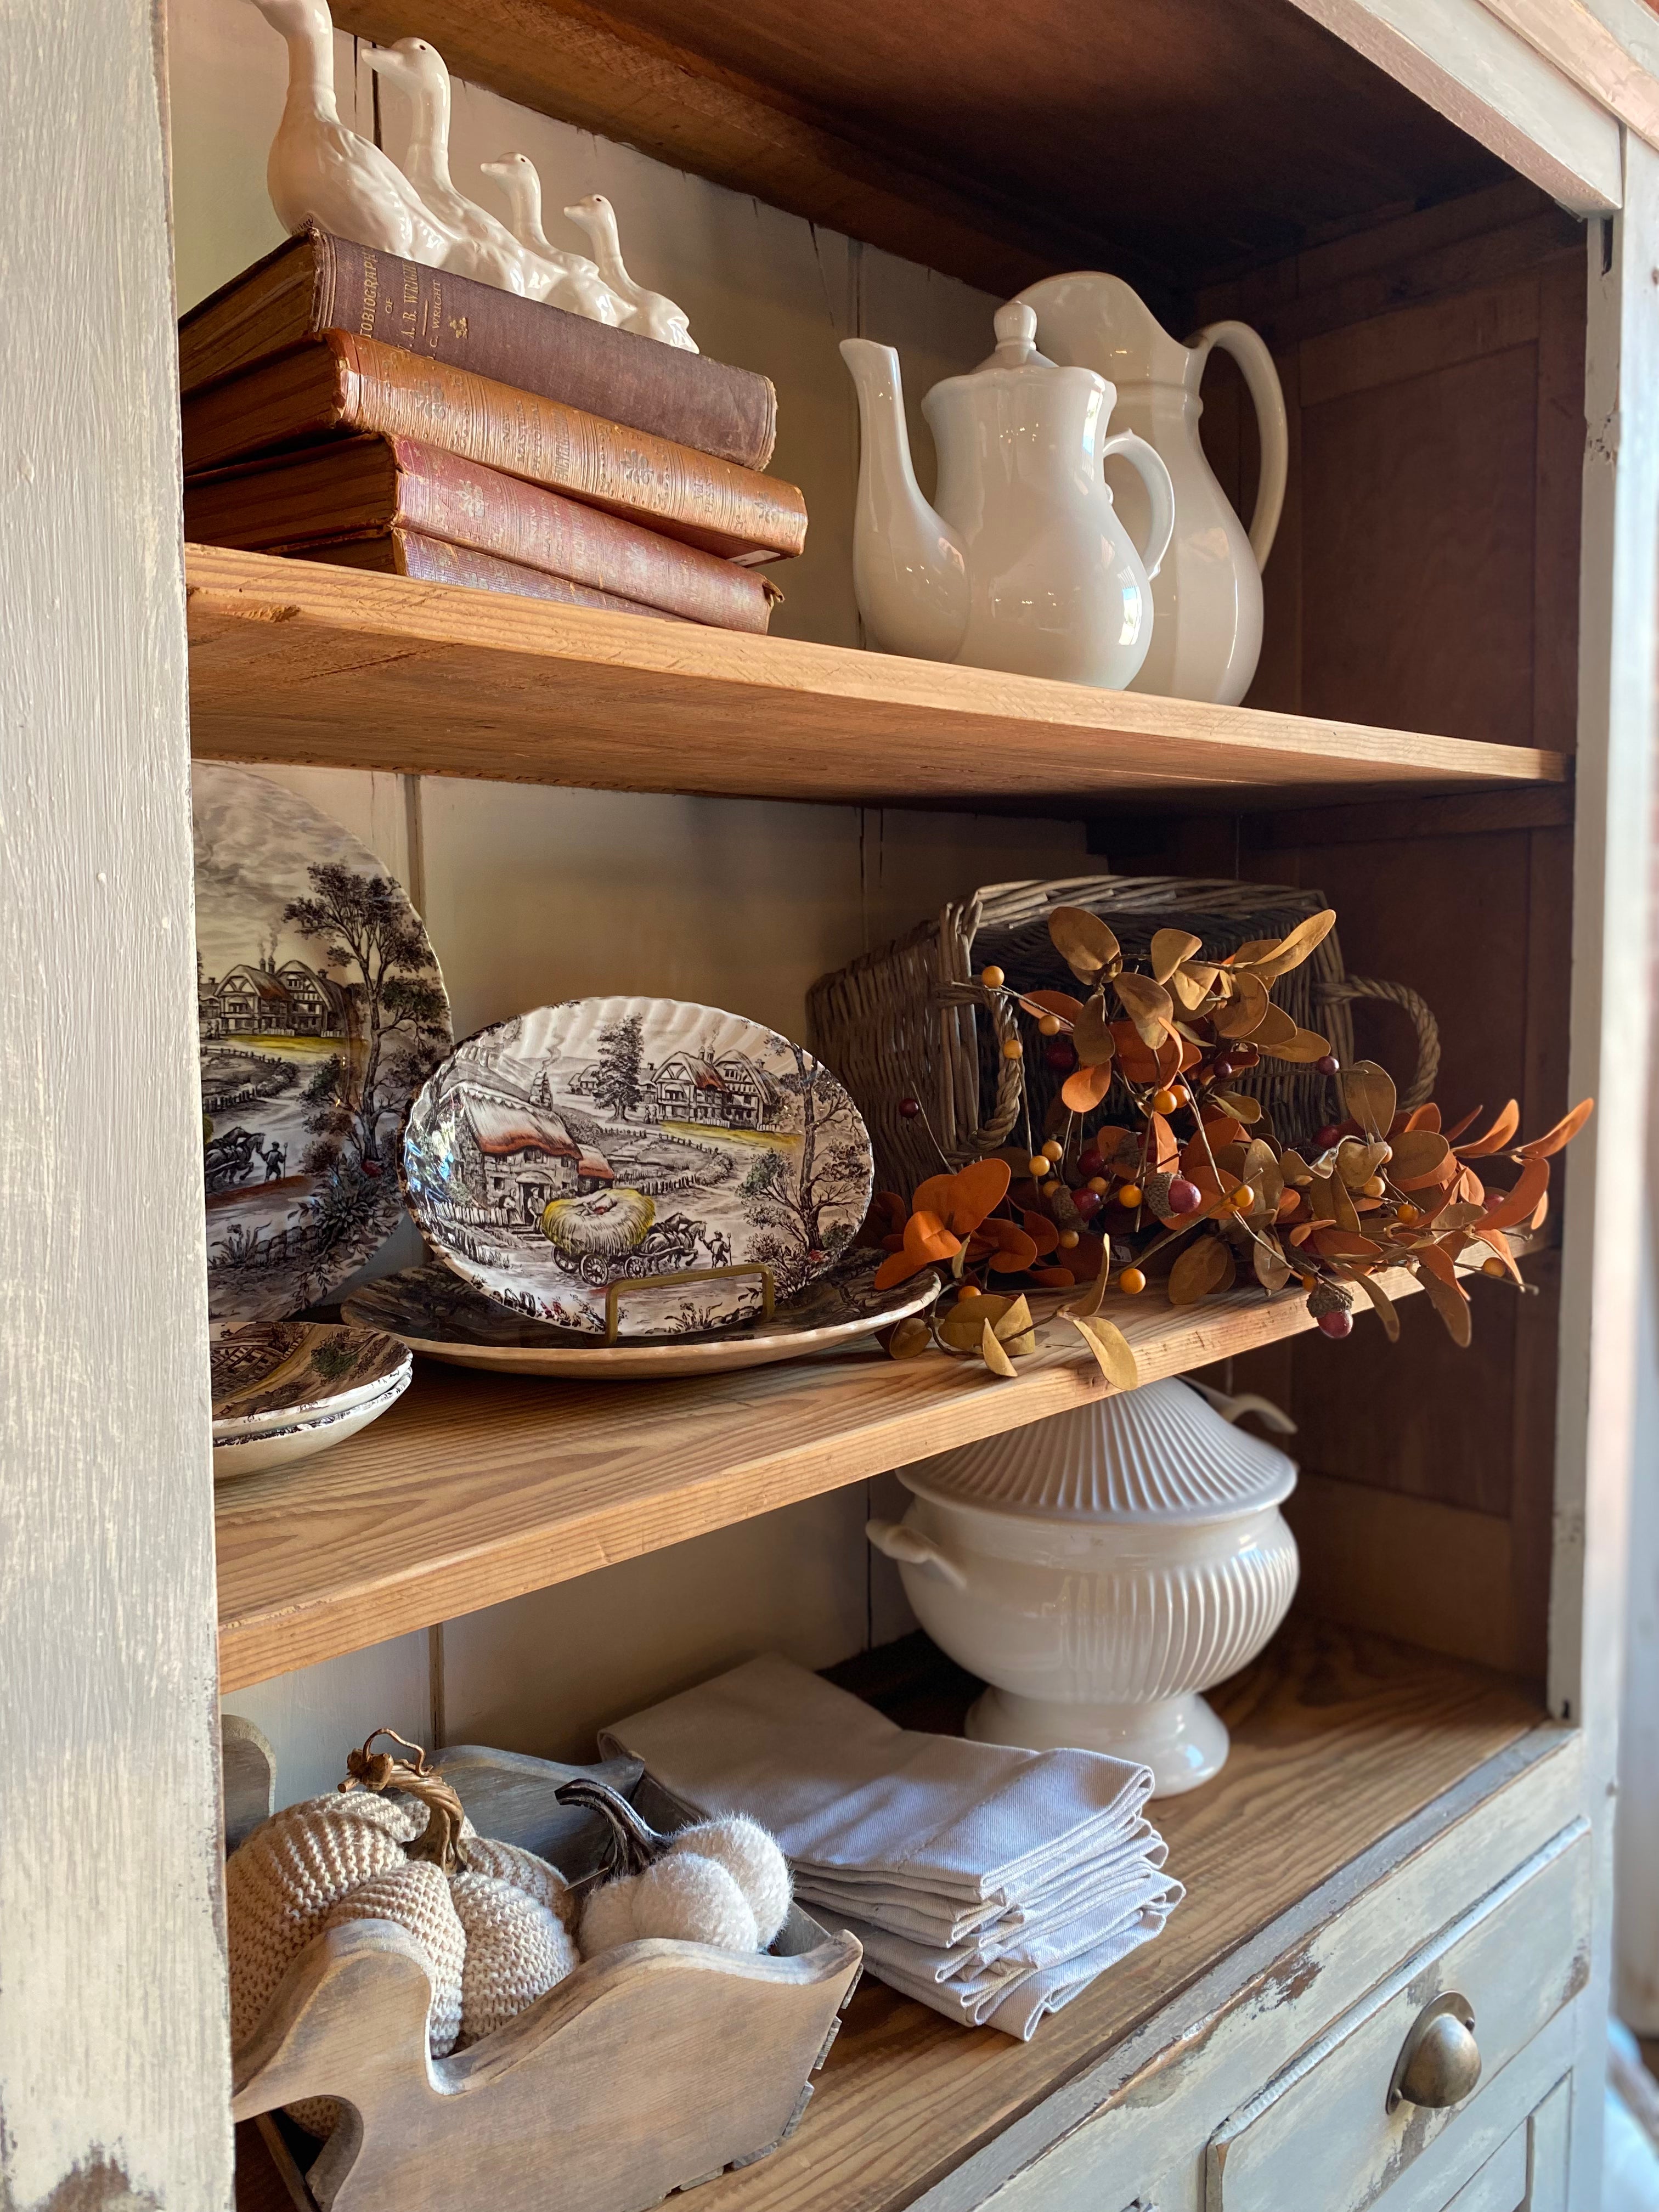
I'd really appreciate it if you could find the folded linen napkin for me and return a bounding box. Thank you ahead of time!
[600,1653,1182,2041]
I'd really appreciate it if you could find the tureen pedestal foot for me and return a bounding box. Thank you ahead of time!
[965,1686,1230,1797]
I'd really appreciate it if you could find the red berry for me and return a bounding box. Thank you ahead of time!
[1316,1054,1340,1076]
[1316,1309,1353,1340]
[1211,1053,1235,1078]
[1167,1176,1203,1216]
[1316,1124,1342,1150]
[1077,1148,1105,1178]
[1043,1040,1077,1073]
[1229,1043,1260,1070]
[899,1097,921,1120]
[1072,1189,1103,1221]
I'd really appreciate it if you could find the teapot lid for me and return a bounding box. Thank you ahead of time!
[969,300,1059,375]
[899,1378,1297,1523]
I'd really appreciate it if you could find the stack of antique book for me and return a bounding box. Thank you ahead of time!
[178,225,805,633]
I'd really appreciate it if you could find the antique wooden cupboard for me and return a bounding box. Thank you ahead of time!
[6,0,1656,2207]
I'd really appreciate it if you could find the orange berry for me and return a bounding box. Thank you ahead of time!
[1229,1184,1255,1211]
[1397,1203,1420,1225]
[1363,1175,1386,1198]
[1118,1183,1144,1207]
[1058,1230,1080,1249]
[1119,1267,1147,1295]
[1152,1087,1179,1115]
[1087,1176,1109,1194]
[1482,1256,1505,1278]
[1038,1013,1062,1036]
[1042,1138,1064,1160]
[981,964,1006,988]
[1002,1038,1024,1061]
[957,1282,983,1300]
[1027,1155,1051,1178]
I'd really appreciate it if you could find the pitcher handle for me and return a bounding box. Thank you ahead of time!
[1190,319,1289,569]
[1099,429,1176,584]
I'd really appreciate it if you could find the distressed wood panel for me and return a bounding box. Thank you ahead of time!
[0,1,232,2205]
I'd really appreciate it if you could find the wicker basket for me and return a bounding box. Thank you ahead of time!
[808,874,1440,1192]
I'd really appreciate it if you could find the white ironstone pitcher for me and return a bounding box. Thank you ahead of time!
[1018,274,1288,706]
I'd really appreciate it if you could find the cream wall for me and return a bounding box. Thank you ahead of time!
[173,0,1088,1798]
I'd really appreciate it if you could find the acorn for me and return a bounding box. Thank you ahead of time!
[1142,1171,1177,1223]
[1307,1279,1355,1336]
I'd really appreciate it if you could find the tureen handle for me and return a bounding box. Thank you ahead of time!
[866,1518,969,1590]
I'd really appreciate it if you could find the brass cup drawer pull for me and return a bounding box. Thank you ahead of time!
[1387,1994,1483,2113]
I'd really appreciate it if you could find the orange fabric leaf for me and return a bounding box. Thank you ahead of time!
[912,1158,1011,1236]
[1518,1098,1594,1159]
[1018,989,1084,1022]
[1455,1101,1520,1158]
[1404,1105,1443,1132]
[1477,1155,1550,1232]
[1061,1062,1115,1113]
[1022,1208,1061,1257]
[1031,1265,1076,1287]
[1440,1104,1483,1144]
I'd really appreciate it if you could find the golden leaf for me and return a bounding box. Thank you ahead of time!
[1169,1235,1232,1305]
[1242,909,1338,983]
[1064,1265,1111,1321]
[887,1317,932,1361]
[1257,1026,1332,1064]
[937,1293,1019,1351]
[1069,1313,1140,1389]
[1169,967,1214,1013]
[1113,970,1175,1048]
[1212,972,1269,1038]
[1071,991,1117,1068]
[1048,905,1120,983]
[1352,1272,1401,1343]
[1254,1241,1293,1294]
[1389,1130,1451,1185]
[1251,1003,1299,1049]
[1150,928,1203,984]
[1017,988,1084,1023]
[1341,1060,1396,1141]
[992,1294,1035,1343]
[1335,1138,1389,1190]
[1242,1137,1284,1217]
[1211,1088,1263,1124]
[1415,1256,1472,1348]
[980,1319,1017,1377]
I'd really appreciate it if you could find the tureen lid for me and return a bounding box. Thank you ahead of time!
[900,1378,1297,1523]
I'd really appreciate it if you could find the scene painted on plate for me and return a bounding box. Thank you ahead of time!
[403,997,874,1335]
[194,764,452,1325]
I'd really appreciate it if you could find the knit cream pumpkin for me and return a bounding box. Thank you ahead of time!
[560,1779,792,1962]
[227,1730,578,2127]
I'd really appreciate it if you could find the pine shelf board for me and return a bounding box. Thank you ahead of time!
[184,546,1568,814]
[218,1262,1444,1693]
[692,1621,1554,2212]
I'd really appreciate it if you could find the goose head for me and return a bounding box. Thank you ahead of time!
[481,151,540,219]
[364,36,452,124]
[563,193,619,247]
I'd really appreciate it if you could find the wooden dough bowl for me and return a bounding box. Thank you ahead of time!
[224,1729,864,2212]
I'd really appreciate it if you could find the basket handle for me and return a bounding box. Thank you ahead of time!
[1315,977,1441,1108]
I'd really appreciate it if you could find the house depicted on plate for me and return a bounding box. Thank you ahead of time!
[198,961,349,1040]
[462,1092,616,1223]
[643,1049,785,1130]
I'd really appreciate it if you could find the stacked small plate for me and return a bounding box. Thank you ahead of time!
[211,1322,412,1480]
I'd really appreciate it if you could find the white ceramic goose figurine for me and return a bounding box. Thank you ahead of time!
[363,38,532,295]
[563,194,698,352]
[249,0,455,269]
[478,153,633,326]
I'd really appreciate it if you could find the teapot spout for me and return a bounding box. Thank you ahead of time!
[840,338,968,662]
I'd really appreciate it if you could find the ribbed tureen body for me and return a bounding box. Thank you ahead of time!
[867,1380,1300,1794]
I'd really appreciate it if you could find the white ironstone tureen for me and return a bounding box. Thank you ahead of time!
[867,1379,1300,1795]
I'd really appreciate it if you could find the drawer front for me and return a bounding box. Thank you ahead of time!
[1206,1822,1588,2212]
[1440,2125,1527,2212]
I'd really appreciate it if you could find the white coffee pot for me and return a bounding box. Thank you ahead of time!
[840,302,1175,691]
[1018,274,1288,707]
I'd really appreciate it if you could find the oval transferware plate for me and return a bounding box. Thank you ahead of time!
[343,1255,935,1378]
[210,1320,412,1436]
[401,998,874,1336]
[194,764,452,1328]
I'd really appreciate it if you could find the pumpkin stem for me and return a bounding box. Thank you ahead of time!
[554,1777,667,1878]
[340,1726,470,1874]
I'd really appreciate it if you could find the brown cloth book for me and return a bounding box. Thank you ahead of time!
[181,333,807,566]
[178,226,776,472]
[185,437,778,633]
[290,528,685,618]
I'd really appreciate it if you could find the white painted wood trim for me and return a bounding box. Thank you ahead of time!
[1282,0,1622,210]
[1551,133,1659,2207]
[0,2,232,2207]
[1474,0,1659,154]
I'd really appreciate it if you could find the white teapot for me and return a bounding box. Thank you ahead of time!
[1018,274,1288,706]
[840,302,1175,691]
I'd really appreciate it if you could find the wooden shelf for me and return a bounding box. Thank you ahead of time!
[218,1261,1460,1692]
[687,1621,1554,2212]
[186,546,1568,814]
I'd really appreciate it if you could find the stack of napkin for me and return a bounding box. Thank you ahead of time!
[600,1654,1182,2040]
